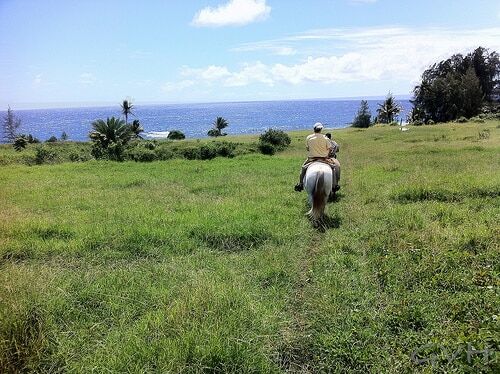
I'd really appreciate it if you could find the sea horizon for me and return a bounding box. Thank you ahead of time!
[1,98,413,142]
[2,94,413,111]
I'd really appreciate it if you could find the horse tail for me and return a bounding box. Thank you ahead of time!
[311,171,326,220]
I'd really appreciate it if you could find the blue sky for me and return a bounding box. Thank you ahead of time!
[1,0,500,108]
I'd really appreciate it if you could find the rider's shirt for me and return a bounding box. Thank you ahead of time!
[306,133,331,158]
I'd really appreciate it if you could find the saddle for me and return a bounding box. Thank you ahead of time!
[306,157,335,166]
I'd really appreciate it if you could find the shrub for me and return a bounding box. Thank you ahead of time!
[34,146,56,164]
[213,142,235,158]
[352,100,372,128]
[143,141,156,150]
[181,147,201,160]
[125,142,159,162]
[89,117,132,161]
[426,119,435,125]
[412,120,424,126]
[456,116,468,123]
[46,136,58,143]
[167,130,185,140]
[258,142,276,155]
[69,151,91,162]
[13,135,28,151]
[199,145,218,160]
[155,147,175,160]
[259,129,291,150]
[130,148,156,162]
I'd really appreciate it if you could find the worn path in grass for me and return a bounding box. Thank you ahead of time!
[0,121,499,373]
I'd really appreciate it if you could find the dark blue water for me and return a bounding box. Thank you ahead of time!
[2,99,412,142]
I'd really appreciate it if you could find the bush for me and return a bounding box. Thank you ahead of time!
[426,119,435,125]
[34,146,56,164]
[46,136,58,143]
[130,148,156,162]
[181,147,201,160]
[199,145,218,160]
[412,120,424,126]
[352,100,372,128]
[155,147,175,160]
[258,142,276,155]
[125,142,159,162]
[213,142,235,158]
[69,151,91,162]
[13,136,28,151]
[456,116,468,123]
[89,117,132,161]
[167,130,185,140]
[259,129,291,150]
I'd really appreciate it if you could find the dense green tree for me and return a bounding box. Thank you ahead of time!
[352,100,372,128]
[412,47,499,122]
[376,93,401,124]
[207,116,229,137]
[167,130,185,140]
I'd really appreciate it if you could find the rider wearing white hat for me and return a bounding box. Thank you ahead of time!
[294,122,340,193]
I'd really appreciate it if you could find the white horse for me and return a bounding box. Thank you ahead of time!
[304,162,333,222]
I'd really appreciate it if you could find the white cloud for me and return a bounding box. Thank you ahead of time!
[167,26,500,91]
[191,0,271,27]
[79,73,96,85]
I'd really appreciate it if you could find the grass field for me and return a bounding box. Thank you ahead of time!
[1,121,499,373]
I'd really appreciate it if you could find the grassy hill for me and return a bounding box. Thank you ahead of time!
[1,121,499,372]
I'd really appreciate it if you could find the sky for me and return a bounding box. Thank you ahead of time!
[1,0,500,109]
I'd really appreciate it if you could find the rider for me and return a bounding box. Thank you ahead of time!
[294,122,340,193]
[325,132,341,188]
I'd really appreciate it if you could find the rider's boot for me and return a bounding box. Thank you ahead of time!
[294,167,307,192]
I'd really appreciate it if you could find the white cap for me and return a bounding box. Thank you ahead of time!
[313,122,324,130]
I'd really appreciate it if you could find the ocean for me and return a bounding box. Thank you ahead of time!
[3,99,412,142]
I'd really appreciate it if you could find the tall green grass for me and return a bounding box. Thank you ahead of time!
[0,121,499,372]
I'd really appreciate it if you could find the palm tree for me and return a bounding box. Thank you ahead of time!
[376,93,401,123]
[121,99,134,125]
[207,116,229,137]
[130,119,144,139]
[89,117,132,147]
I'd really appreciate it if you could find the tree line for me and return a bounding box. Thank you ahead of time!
[352,46,499,128]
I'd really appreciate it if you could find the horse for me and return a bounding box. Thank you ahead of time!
[304,162,333,223]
